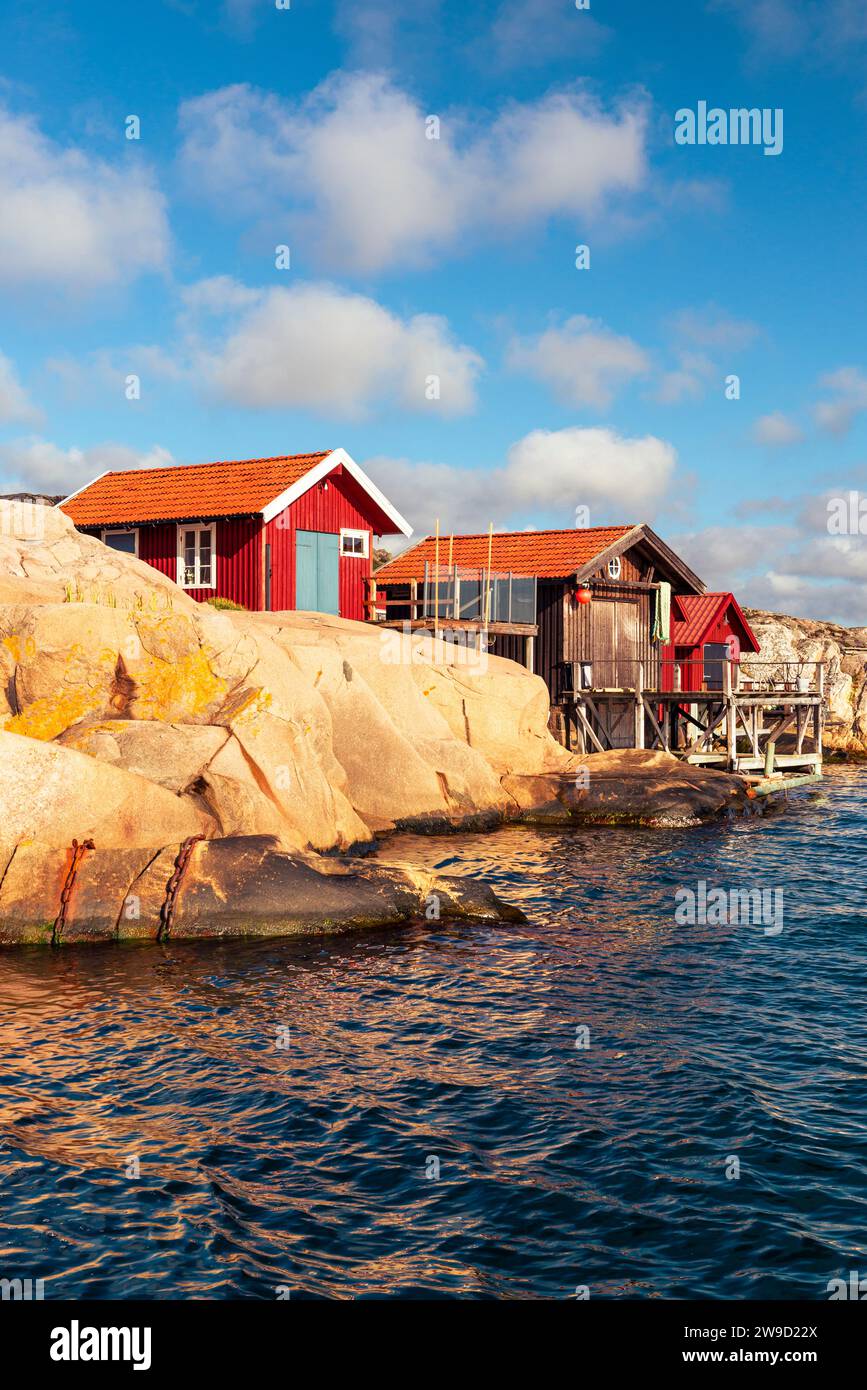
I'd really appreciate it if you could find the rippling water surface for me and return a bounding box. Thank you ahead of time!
[1,766,866,1299]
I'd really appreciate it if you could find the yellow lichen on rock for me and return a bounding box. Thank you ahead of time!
[127,645,229,724]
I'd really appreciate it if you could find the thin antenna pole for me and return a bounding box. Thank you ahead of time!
[484,522,493,625]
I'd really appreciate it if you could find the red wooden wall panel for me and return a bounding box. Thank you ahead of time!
[265,466,374,620]
[87,518,263,609]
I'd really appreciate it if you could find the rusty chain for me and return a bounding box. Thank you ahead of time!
[53,838,95,942]
[159,834,205,940]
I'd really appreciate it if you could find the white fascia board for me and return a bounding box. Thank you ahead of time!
[56,470,112,509]
[260,448,413,536]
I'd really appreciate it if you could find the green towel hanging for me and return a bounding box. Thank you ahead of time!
[652,581,671,643]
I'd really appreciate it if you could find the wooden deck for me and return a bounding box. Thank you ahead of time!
[562,659,825,775]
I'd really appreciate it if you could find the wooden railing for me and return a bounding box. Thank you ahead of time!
[567,658,826,697]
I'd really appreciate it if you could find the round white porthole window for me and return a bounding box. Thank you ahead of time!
[607,556,622,579]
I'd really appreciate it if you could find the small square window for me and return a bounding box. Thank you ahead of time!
[340,529,369,558]
[103,529,138,556]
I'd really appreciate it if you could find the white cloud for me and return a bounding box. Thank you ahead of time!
[814,367,867,435]
[486,0,611,69]
[0,352,40,425]
[0,439,175,495]
[0,105,169,290]
[671,518,867,625]
[711,0,812,61]
[712,0,867,65]
[669,305,760,351]
[366,427,678,540]
[486,92,646,227]
[202,281,482,417]
[752,411,805,446]
[42,276,483,419]
[648,306,759,406]
[507,316,649,409]
[503,427,676,515]
[333,0,445,70]
[45,344,186,403]
[179,275,262,319]
[655,351,716,404]
[670,523,799,586]
[177,74,648,273]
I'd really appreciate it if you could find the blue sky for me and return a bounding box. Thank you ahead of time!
[1,0,866,621]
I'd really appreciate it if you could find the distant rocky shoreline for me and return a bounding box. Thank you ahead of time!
[744,609,867,757]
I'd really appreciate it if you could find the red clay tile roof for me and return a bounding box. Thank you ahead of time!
[60,452,331,526]
[673,592,760,652]
[376,526,636,582]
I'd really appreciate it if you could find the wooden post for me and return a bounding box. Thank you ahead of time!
[410,579,418,621]
[724,659,736,770]
[634,661,645,748]
[764,740,776,776]
[525,633,535,672]
[816,662,824,764]
[434,519,440,638]
[367,575,377,622]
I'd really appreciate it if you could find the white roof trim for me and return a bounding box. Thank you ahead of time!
[56,470,112,509]
[260,448,413,536]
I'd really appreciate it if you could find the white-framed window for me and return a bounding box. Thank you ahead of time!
[101,528,139,557]
[340,527,369,558]
[607,555,622,579]
[177,524,216,589]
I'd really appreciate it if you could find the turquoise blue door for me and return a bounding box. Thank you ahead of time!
[295,530,340,614]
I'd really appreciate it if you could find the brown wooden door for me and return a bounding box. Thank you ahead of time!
[591,598,641,687]
[591,599,617,687]
[617,601,640,686]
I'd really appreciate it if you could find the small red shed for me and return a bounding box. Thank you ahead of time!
[666,592,760,690]
[59,448,412,618]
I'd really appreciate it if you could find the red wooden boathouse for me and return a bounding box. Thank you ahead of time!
[667,591,760,691]
[59,448,412,619]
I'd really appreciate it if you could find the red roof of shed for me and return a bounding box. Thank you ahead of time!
[377,526,636,581]
[60,452,331,525]
[672,592,760,652]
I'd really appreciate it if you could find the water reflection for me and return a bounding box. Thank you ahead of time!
[0,767,865,1297]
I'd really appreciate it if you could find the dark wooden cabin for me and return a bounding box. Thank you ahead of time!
[373,522,705,696]
[374,526,827,772]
